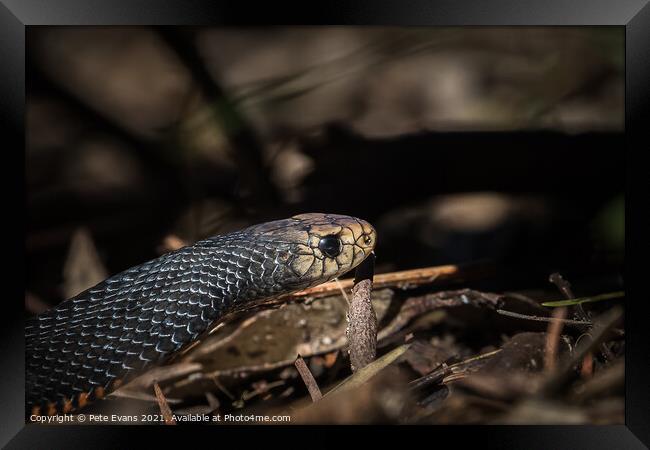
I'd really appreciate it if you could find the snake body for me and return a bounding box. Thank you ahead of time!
[26,213,376,416]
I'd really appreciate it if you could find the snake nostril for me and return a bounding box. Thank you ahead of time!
[363,235,372,246]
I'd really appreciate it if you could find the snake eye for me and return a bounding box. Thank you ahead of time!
[318,235,342,258]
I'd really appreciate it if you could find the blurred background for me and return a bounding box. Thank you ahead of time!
[26,26,624,313]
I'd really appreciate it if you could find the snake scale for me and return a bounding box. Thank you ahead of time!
[26,213,376,416]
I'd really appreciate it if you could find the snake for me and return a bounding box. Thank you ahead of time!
[26,213,376,417]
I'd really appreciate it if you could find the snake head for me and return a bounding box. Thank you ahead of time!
[249,213,377,291]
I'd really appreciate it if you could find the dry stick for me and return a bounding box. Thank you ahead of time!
[347,253,377,372]
[110,389,179,404]
[211,375,235,400]
[289,263,463,300]
[549,272,613,370]
[544,307,568,371]
[326,344,411,396]
[409,348,502,391]
[252,262,490,313]
[124,362,203,390]
[294,355,322,402]
[153,381,177,425]
[333,278,350,305]
[496,309,591,327]
[241,380,285,401]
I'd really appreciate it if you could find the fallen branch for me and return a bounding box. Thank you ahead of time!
[544,307,568,371]
[294,355,323,402]
[153,381,177,425]
[347,253,377,372]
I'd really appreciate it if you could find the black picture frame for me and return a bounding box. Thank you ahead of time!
[1,1,648,448]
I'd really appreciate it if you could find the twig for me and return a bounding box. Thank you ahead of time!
[242,380,285,401]
[544,307,568,371]
[496,309,591,327]
[333,277,350,305]
[410,349,502,391]
[549,273,595,374]
[294,355,322,402]
[211,375,235,400]
[109,389,182,404]
[290,263,464,299]
[125,362,202,389]
[247,263,492,314]
[326,344,411,396]
[347,253,377,372]
[153,381,177,425]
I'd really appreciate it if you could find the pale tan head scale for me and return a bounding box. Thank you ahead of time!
[250,213,376,290]
[286,213,376,287]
